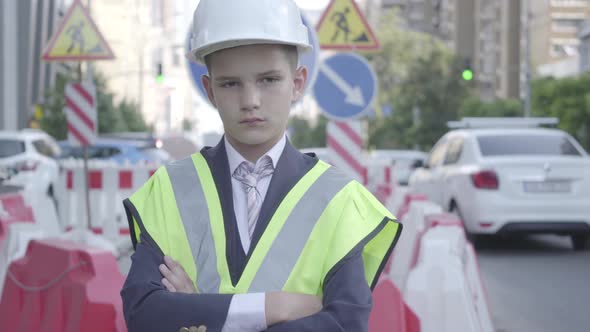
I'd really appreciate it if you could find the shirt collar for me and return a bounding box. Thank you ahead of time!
[225,135,286,175]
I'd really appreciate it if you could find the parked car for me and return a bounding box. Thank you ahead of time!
[409,127,590,250]
[0,129,61,199]
[370,150,427,185]
[59,137,171,164]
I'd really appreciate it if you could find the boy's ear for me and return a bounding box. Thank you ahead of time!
[291,66,308,104]
[202,75,217,108]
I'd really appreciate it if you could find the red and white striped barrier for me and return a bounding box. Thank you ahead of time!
[0,191,43,301]
[396,193,429,221]
[403,223,494,332]
[0,223,47,300]
[65,82,97,146]
[370,277,420,332]
[366,160,396,204]
[387,200,442,289]
[56,160,157,241]
[382,186,494,332]
[327,121,368,184]
[0,239,126,331]
[0,192,35,246]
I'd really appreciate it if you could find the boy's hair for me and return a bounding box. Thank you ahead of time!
[204,44,299,75]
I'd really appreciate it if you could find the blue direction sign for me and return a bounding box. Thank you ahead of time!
[313,52,377,120]
[186,13,320,105]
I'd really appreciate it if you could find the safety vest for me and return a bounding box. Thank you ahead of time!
[126,153,402,295]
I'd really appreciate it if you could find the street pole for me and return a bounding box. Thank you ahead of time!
[78,62,92,233]
[2,0,18,130]
[523,0,532,118]
[76,0,95,234]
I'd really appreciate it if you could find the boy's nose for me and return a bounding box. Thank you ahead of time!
[240,84,261,111]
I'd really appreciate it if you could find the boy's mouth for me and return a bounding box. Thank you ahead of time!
[240,117,265,124]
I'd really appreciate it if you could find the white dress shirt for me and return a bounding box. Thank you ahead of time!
[221,135,287,332]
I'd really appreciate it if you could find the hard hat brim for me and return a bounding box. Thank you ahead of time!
[186,39,313,65]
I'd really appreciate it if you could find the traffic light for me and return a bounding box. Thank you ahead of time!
[462,68,474,81]
[156,63,164,84]
[461,57,473,81]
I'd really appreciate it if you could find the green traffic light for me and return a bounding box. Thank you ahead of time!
[462,69,473,81]
[156,75,164,84]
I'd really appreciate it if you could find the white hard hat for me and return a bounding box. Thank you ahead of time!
[187,0,312,64]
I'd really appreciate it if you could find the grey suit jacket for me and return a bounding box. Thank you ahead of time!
[121,139,377,331]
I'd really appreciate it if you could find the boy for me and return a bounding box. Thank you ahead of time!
[120,0,402,331]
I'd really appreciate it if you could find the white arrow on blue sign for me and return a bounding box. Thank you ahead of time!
[313,52,377,120]
[186,13,320,105]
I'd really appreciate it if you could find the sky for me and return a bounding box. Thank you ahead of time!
[295,0,331,10]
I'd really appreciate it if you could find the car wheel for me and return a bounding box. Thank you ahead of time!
[571,235,589,251]
[450,202,480,247]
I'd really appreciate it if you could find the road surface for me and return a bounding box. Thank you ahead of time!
[477,235,590,332]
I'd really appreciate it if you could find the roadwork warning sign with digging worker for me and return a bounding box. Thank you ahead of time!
[316,0,380,51]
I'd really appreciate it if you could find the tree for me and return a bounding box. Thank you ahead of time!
[531,74,590,150]
[288,115,327,149]
[41,70,147,139]
[40,72,73,139]
[459,97,523,118]
[367,10,471,151]
[182,119,194,132]
[120,99,147,132]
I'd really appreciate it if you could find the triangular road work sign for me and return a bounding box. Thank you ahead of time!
[42,0,114,61]
[316,0,380,51]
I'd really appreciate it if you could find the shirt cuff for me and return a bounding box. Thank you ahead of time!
[221,293,267,332]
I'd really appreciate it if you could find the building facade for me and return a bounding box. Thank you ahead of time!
[380,0,522,100]
[1,0,63,130]
[89,0,198,135]
[530,0,590,70]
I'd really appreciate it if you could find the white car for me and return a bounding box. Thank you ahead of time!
[409,127,590,250]
[0,130,61,199]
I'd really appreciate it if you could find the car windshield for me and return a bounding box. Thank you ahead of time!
[477,134,583,157]
[0,139,26,158]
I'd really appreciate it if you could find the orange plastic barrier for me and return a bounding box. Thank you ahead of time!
[0,239,126,332]
[369,278,420,332]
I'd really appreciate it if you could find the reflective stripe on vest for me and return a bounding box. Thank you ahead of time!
[166,157,221,293]
[247,165,351,292]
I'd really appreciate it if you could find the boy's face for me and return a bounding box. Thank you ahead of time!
[202,44,307,149]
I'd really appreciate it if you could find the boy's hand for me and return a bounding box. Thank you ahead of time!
[159,256,197,294]
[159,257,322,326]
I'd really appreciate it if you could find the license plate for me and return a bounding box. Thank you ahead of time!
[523,181,571,193]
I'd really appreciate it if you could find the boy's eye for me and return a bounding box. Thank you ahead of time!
[261,77,280,84]
[220,81,239,88]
